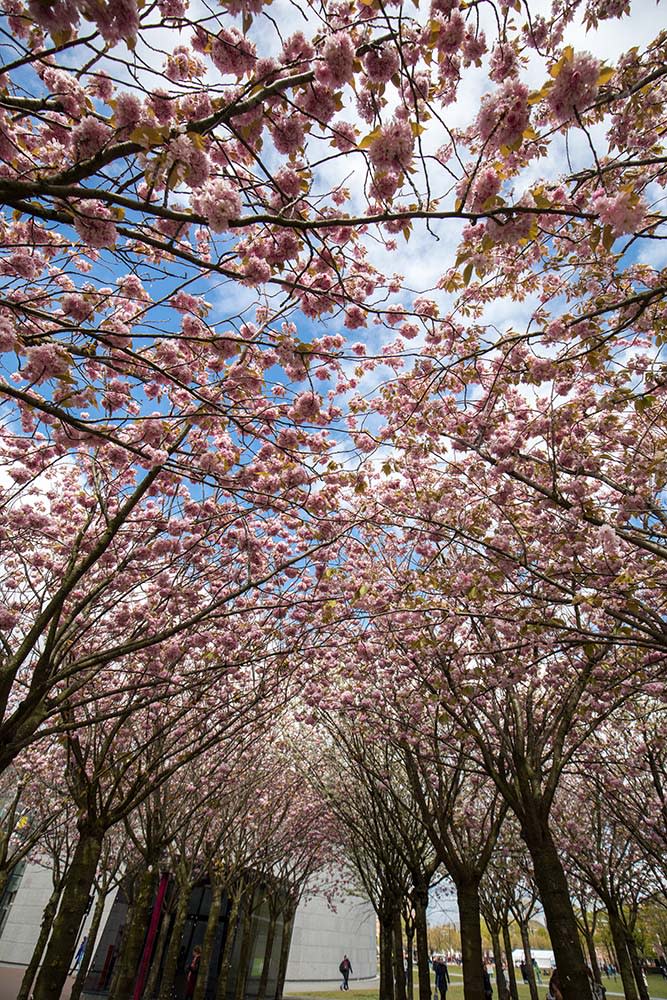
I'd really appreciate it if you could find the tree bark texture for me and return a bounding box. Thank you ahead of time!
[522,821,594,1000]
[159,885,191,1000]
[456,876,485,1000]
[194,880,225,1000]
[109,866,158,1000]
[70,885,107,1000]
[232,896,257,1000]
[490,930,508,1000]
[217,890,243,1000]
[273,903,295,1000]
[17,879,65,1000]
[32,827,103,1000]
[379,912,396,1000]
[502,922,519,1000]
[257,910,278,1000]
[414,892,432,1000]
[607,908,639,1000]
[393,907,407,1000]
[519,921,539,1000]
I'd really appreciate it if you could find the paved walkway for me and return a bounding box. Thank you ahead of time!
[0,965,74,1000]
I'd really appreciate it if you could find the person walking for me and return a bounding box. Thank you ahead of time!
[185,945,202,999]
[339,954,353,990]
[482,966,493,999]
[519,961,528,984]
[434,956,450,999]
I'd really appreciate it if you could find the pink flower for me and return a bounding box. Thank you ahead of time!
[546,51,601,124]
[591,188,647,236]
[192,179,241,232]
[271,115,305,156]
[316,32,355,88]
[289,391,322,422]
[71,116,112,159]
[363,43,400,83]
[477,80,530,151]
[22,343,71,383]
[158,0,188,14]
[489,43,519,83]
[0,315,17,352]
[211,27,256,77]
[281,31,315,64]
[113,91,143,131]
[166,45,205,81]
[88,73,114,101]
[330,120,357,152]
[241,256,271,286]
[368,117,414,172]
[73,200,118,248]
[42,67,87,117]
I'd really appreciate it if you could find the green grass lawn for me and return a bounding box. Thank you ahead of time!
[286,970,667,1000]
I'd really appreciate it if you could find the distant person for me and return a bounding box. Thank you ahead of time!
[532,957,543,984]
[185,945,202,999]
[482,966,493,999]
[339,954,353,990]
[519,960,528,983]
[70,936,87,973]
[434,955,450,998]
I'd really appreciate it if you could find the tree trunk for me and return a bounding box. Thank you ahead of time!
[32,826,103,1000]
[519,921,539,1000]
[233,895,257,1000]
[109,866,158,1000]
[393,907,407,1000]
[380,912,396,1000]
[70,885,107,1000]
[143,890,173,1000]
[17,879,65,1000]
[195,880,225,1000]
[583,928,602,987]
[159,884,191,1000]
[491,930,508,1000]
[217,890,242,1000]
[414,892,432,1000]
[456,876,484,1000]
[502,922,519,1000]
[522,820,593,1000]
[406,925,414,1000]
[625,928,650,1000]
[607,908,639,1000]
[257,910,278,1000]
[273,902,295,1000]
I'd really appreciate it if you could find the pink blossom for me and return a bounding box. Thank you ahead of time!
[149,90,174,124]
[241,256,271,286]
[192,179,241,232]
[297,83,337,124]
[289,391,322,422]
[316,32,355,88]
[42,67,87,117]
[22,343,71,383]
[281,31,315,64]
[73,200,118,248]
[0,316,17,352]
[166,45,205,81]
[88,73,114,101]
[271,115,305,156]
[546,51,601,124]
[0,606,18,630]
[113,91,143,131]
[368,117,414,173]
[591,188,647,236]
[477,80,530,151]
[363,43,400,83]
[158,0,188,14]
[330,120,357,152]
[71,117,112,159]
[211,27,257,77]
[489,43,519,82]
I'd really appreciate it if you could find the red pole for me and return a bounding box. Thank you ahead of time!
[133,872,170,1000]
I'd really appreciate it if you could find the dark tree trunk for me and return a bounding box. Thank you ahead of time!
[273,902,295,1000]
[17,879,65,1000]
[625,927,650,1000]
[456,876,484,1000]
[233,895,257,1000]
[502,922,519,1000]
[144,891,173,1000]
[194,880,224,1000]
[414,891,432,1000]
[583,928,602,987]
[491,930,508,1000]
[607,908,639,1000]
[380,912,396,1000]
[521,819,593,1000]
[393,907,407,1000]
[257,910,278,1000]
[217,890,242,1000]
[109,866,158,1000]
[32,826,103,1000]
[159,885,191,1000]
[519,921,539,1000]
[70,886,107,1000]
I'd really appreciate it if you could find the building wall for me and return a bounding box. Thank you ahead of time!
[0,859,115,970]
[285,892,377,982]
